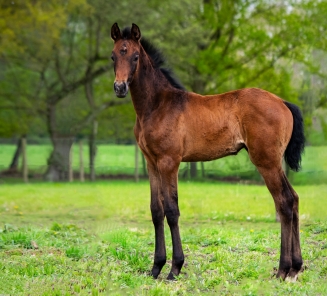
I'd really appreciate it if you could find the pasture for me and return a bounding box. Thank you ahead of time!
[1,181,327,295]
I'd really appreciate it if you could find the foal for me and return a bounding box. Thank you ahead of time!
[110,23,305,281]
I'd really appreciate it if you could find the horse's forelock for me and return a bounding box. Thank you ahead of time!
[121,27,132,39]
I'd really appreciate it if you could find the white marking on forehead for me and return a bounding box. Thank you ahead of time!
[120,43,127,55]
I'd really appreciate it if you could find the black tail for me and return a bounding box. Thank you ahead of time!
[284,101,305,171]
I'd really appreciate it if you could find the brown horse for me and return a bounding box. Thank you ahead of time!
[110,23,305,281]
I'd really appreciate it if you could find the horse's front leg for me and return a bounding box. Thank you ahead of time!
[158,156,184,280]
[147,163,166,279]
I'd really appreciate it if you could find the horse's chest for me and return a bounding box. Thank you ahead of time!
[135,124,154,150]
[135,122,178,156]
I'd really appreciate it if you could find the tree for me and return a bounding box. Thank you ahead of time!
[0,1,127,180]
[0,1,84,178]
[1,0,327,182]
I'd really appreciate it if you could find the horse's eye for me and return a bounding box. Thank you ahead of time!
[133,55,139,62]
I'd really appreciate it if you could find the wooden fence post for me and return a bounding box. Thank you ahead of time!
[69,142,73,182]
[135,142,139,182]
[79,140,85,182]
[89,120,98,182]
[22,136,28,183]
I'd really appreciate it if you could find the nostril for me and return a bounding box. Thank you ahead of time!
[114,83,122,93]
[121,83,126,92]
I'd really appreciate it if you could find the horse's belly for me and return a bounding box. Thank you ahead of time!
[181,140,245,162]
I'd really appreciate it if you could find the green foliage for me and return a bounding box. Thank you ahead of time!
[97,104,136,142]
[65,246,85,260]
[1,231,32,249]
[1,0,326,141]
[191,0,327,104]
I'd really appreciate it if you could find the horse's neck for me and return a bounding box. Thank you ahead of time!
[129,52,165,119]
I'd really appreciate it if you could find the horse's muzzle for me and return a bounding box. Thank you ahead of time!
[114,81,129,98]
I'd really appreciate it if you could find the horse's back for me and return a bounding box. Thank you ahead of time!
[182,88,293,163]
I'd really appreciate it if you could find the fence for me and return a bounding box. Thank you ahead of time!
[0,138,326,185]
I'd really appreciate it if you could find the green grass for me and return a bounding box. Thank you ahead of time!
[1,181,327,294]
[1,144,327,184]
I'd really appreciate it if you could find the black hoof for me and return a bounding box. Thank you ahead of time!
[151,267,161,279]
[151,257,166,279]
[167,272,177,281]
[285,267,302,282]
[276,270,288,281]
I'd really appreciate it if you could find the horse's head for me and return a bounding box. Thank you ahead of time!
[111,23,141,98]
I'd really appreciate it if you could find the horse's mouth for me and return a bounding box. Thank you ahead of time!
[115,91,128,98]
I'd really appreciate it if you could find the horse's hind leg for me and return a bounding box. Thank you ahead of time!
[283,175,303,281]
[257,166,294,280]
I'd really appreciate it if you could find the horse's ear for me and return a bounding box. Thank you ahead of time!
[131,23,141,41]
[111,23,121,42]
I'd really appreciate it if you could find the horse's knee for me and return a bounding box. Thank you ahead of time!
[165,208,180,227]
[151,208,164,225]
[150,197,165,224]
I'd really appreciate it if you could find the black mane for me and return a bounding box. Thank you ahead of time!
[121,27,185,91]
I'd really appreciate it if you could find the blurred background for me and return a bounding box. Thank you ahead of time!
[0,0,326,184]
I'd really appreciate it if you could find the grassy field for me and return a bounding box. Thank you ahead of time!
[1,181,327,295]
[0,144,326,184]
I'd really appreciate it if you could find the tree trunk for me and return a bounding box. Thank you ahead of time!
[181,163,190,179]
[89,120,98,181]
[201,162,206,178]
[8,136,24,172]
[22,136,28,183]
[190,162,197,179]
[44,103,75,181]
[79,140,85,182]
[44,136,75,181]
